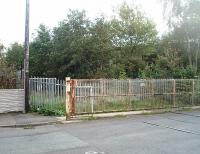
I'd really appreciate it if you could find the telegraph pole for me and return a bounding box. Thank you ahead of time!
[24,0,30,112]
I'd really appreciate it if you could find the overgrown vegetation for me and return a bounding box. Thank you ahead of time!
[30,95,66,116]
[30,92,200,116]
[31,102,65,116]
[0,43,17,89]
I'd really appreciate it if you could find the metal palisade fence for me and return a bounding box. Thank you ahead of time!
[75,79,200,114]
[29,77,66,115]
[29,78,200,115]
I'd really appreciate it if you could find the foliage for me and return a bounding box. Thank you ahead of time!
[4,2,200,79]
[138,0,200,79]
[161,0,200,71]
[23,3,157,79]
[6,42,24,70]
[110,3,158,78]
[0,42,17,89]
[31,102,65,116]
[172,65,196,79]
[119,70,128,79]
[76,96,185,114]
[30,24,53,77]
[0,43,5,66]
[141,63,196,79]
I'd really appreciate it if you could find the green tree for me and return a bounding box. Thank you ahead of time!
[87,17,114,78]
[28,6,158,79]
[161,0,200,72]
[0,43,5,66]
[0,43,16,85]
[52,10,91,78]
[110,3,158,78]
[30,24,53,77]
[6,42,24,70]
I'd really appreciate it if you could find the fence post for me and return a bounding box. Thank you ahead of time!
[151,80,154,96]
[192,79,195,106]
[173,79,176,107]
[66,77,76,120]
[66,77,71,120]
[90,87,94,114]
[128,79,131,94]
[100,79,104,96]
[71,79,76,115]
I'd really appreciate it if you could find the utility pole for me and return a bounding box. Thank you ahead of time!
[24,0,30,112]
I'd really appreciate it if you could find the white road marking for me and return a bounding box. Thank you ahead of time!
[85,151,105,154]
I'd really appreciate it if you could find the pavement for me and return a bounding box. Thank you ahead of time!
[0,109,170,127]
[0,107,199,127]
[0,110,200,154]
[0,113,60,127]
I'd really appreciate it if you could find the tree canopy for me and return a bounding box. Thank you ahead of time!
[4,1,200,79]
[27,3,158,79]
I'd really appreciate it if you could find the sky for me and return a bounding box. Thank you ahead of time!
[0,0,167,47]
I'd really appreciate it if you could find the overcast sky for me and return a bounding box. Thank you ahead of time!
[0,0,167,47]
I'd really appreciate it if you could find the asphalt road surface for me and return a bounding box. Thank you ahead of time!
[0,111,200,154]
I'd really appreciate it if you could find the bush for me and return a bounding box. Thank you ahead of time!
[172,65,196,79]
[31,103,65,116]
[141,64,196,79]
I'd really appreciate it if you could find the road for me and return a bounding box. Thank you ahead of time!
[0,111,200,154]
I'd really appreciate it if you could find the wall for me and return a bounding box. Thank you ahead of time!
[0,89,24,113]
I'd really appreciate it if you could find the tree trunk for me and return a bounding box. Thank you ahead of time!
[195,40,199,73]
[187,37,192,66]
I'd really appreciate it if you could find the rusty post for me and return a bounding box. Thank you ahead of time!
[65,77,71,120]
[65,77,76,120]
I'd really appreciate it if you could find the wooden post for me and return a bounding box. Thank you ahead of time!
[24,0,30,113]
[66,77,71,120]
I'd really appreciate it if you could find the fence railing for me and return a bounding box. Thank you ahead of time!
[29,78,200,116]
[75,79,200,114]
[29,77,66,115]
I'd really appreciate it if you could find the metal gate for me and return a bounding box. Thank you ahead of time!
[0,69,24,113]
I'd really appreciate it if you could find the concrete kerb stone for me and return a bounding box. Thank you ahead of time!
[0,117,82,128]
[62,106,200,121]
[0,121,61,128]
[56,116,82,124]
[74,109,166,119]
[57,109,172,122]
